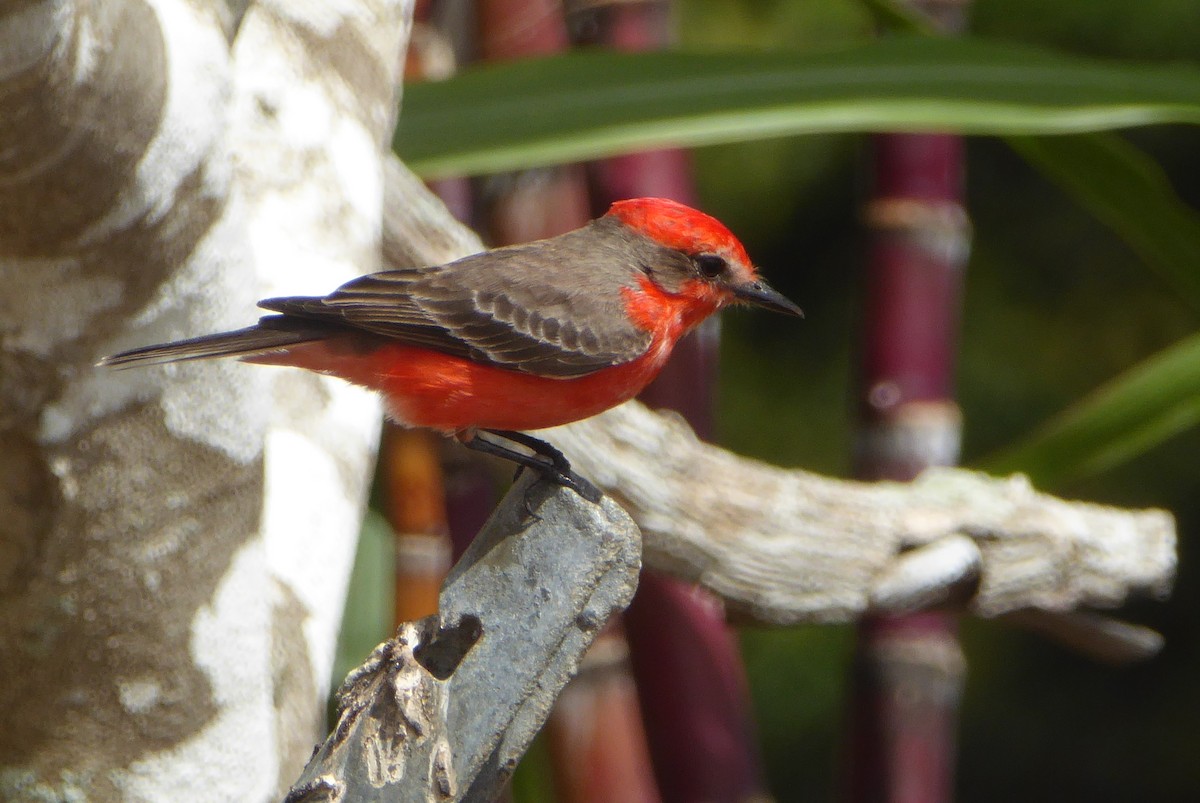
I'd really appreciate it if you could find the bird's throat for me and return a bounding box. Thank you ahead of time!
[621,275,719,344]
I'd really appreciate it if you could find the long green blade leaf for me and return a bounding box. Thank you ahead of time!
[1009,133,1200,312]
[396,36,1200,177]
[858,0,934,35]
[978,332,1200,486]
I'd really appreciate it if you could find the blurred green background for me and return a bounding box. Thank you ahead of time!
[341,0,1200,799]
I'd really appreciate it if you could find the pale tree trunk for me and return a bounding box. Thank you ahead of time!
[0,1,411,799]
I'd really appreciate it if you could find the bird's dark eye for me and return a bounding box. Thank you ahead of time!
[695,254,727,278]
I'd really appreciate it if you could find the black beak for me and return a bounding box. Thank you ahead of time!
[732,278,804,317]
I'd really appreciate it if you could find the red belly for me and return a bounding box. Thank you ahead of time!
[252,339,668,433]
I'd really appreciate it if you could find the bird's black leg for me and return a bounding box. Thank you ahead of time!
[465,430,602,504]
[487,430,572,472]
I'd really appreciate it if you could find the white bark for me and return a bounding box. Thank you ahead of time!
[0,0,411,799]
[228,0,410,771]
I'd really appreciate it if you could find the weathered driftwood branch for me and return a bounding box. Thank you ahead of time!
[286,475,642,802]
[544,406,1174,620]
[382,156,1176,662]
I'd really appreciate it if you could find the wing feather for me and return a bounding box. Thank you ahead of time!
[259,219,686,378]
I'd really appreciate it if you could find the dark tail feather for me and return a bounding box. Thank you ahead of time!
[98,316,325,369]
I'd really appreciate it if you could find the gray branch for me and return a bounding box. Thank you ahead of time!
[285,475,642,802]
[546,404,1174,661]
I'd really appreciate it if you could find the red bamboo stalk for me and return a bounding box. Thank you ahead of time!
[841,3,972,797]
[545,626,661,803]
[474,0,591,251]
[624,576,766,802]
[840,131,971,803]
[381,426,452,623]
[570,2,768,801]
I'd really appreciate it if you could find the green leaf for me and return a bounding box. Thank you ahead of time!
[1009,133,1200,312]
[395,36,1200,178]
[978,332,1200,486]
[858,0,935,35]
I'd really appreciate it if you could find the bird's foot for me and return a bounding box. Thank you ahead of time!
[546,466,602,505]
[464,430,602,504]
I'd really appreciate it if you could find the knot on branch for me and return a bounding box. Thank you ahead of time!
[288,620,459,802]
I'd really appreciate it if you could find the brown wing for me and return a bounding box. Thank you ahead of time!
[260,218,691,379]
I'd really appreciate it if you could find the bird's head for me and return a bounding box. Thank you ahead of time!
[606,197,803,321]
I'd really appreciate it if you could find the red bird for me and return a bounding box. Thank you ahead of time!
[102,198,802,501]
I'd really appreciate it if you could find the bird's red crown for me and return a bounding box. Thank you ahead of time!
[605,197,753,272]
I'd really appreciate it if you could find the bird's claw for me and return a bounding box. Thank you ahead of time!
[477,430,602,504]
[515,461,602,505]
[556,469,602,504]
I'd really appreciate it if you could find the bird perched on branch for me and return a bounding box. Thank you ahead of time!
[101,197,802,502]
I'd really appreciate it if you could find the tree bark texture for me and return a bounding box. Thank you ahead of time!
[0,1,412,798]
[286,474,642,803]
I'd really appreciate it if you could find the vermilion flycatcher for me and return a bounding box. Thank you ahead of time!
[102,197,802,501]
